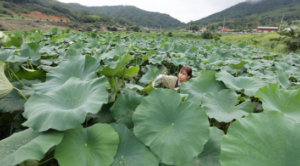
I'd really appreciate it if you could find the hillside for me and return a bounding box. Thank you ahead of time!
[193,0,300,30]
[66,4,185,29]
[0,0,134,26]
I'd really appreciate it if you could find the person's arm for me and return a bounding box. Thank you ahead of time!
[152,74,163,87]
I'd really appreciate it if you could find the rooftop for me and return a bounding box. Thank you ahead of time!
[257,26,279,30]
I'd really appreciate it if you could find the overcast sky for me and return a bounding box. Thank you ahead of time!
[58,0,249,23]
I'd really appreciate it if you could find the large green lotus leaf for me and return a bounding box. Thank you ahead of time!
[111,124,159,166]
[255,84,300,122]
[33,56,101,93]
[55,124,119,166]
[162,127,224,166]
[116,65,139,79]
[202,89,253,122]
[139,67,162,84]
[181,70,226,105]
[149,55,166,64]
[70,41,86,50]
[0,61,13,99]
[169,57,188,66]
[23,77,109,132]
[0,82,26,113]
[0,129,63,166]
[0,49,15,62]
[110,93,143,128]
[98,45,129,60]
[133,89,210,165]
[18,42,41,62]
[276,69,291,89]
[224,60,248,69]
[6,30,23,48]
[99,54,134,77]
[220,111,300,166]
[88,103,115,124]
[216,70,267,96]
[275,62,299,75]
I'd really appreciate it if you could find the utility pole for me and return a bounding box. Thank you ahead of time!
[222,18,225,33]
[279,14,285,31]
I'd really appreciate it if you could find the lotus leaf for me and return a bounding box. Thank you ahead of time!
[111,93,143,128]
[0,129,63,166]
[216,70,267,96]
[133,89,210,165]
[33,55,102,93]
[181,70,226,105]
[111,124,159,166]
[23,77,109,131]
[0,61,13,99]
[202,89,253,122]
[99,54,134,77]
[220,111,300,166]
[55,124,119,166]
[255,84,300,122]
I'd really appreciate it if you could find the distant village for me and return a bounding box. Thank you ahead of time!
[194,25,299,34]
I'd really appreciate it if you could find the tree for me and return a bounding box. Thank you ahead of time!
[190,25,200,31]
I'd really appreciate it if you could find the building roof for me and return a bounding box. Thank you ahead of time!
[257,26,278,30]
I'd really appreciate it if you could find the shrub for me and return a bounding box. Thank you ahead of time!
[201,31,214,39]
[3,2,11,9]
[86,26,92,31]
[168,32,173,37]
[213,33,221,41]
[107,26,117,31]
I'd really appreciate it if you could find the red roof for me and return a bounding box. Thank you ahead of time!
[221,29,230,32]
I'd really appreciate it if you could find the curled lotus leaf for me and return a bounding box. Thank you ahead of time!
[133,89,210,165]
[0,61,13,99]
[33,55,102,93]
[55,124,119,166]
[216,70,267,96]
[0,129,63,166]
[23,77,109,132]
[255,83,300,122]
[202,89,253,123]
[220,111,300,166]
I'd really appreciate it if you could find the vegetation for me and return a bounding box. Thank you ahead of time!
[1,28,300,166]
[0,0,135,26]
[278,29,300,52]
[67,4,184,29]
[193,0,300,30]
[220,32,299,54]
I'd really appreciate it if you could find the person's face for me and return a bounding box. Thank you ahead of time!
[178,70,190,82]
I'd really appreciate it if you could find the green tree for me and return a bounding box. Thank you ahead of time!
[191,25,200,31]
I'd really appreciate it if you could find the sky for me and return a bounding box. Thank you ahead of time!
[58,0,249,23]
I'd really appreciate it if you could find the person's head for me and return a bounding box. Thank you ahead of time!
[178,66,193,82]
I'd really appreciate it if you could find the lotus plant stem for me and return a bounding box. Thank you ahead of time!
[28,60,34,70]
[24,161,29,166]
[85,117,88,128]
[13,87,28,101]
[253,98,260,112]
[8,68,24,86]
[39,157,54,165]
[236,70,238,77]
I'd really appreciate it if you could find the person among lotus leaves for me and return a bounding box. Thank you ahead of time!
[152,66,193,89]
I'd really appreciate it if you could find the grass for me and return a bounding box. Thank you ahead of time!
[220,33,289,54]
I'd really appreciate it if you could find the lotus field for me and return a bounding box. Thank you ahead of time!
[1,28,300,166]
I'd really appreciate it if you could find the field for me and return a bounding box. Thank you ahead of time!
[221,32,289,54]
[1,28,300,166]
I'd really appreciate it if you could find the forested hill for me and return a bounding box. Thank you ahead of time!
[193,0,300,30]
[0,0,135,26]
[66,4,185,29]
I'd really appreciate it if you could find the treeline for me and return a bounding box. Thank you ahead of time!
[0,0,135,26]
[193,0,300,30]
[67,5,184,29]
